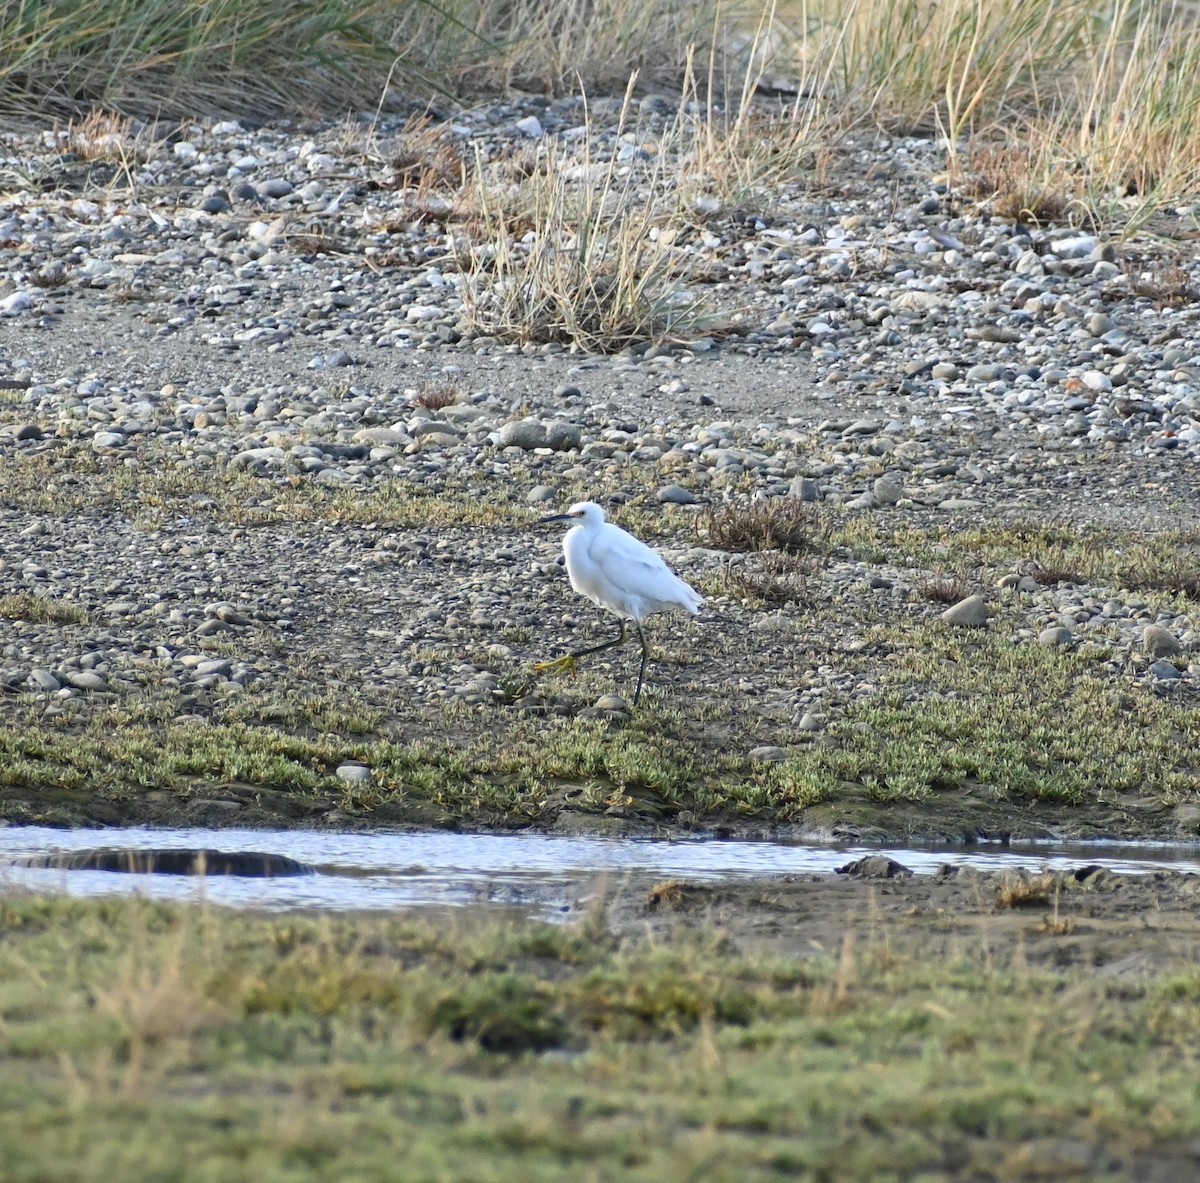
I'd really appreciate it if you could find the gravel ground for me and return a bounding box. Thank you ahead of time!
[1,99,1198,835]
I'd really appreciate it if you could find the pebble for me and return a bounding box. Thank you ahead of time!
[65,671,109,692]
[1143,625,1182,658]
[335,764,373,782]
[28,668,61,692]
[1148,659,1183,681]
[498,419,547,450]
[872,476,904,505]
[941,596,989,628]
[1038,626,1074,647]
[788,476,821,501]
[656,484,695,505]
[592,694,630,712]
[748,745,787,762]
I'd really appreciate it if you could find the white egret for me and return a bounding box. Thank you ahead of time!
[537,501,702,705]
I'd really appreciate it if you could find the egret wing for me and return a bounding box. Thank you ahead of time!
[586,524,700,613]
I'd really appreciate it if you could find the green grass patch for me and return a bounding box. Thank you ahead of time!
[0,592,89,625]
[0,894,1197,1180]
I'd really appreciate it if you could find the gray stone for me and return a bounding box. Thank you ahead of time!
[498,418,547,450]
[28,668,61,692]
[544,421,582,451]
[256,178,294,199]
[796,712,825,732]
[788,476,822,502]
[335,763,373,783]
[1038,626,1074,647]
[66,671,109,692]
[593,694,630,712]
[526,485,556,504]
[1143,625,1182,658]
[872,476,904,505]
[966,363,1005,382]
[748,745,787,763]
[410,419,462,439]
[92,430,125,449]
[1148,659,1182,680]
[195,659,232,677]
[841,419,882,436]
[941,595,989,627]
[656,484,695,505]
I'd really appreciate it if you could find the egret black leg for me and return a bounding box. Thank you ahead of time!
[633,618,650,705]
[571,618,628,659]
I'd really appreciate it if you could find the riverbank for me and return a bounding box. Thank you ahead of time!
[2,78,1199,845]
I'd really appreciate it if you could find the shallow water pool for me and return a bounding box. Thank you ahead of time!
[1,826,1198,914]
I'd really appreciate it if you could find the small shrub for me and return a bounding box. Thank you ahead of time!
[412,381,462,412]
[704,499,826,555]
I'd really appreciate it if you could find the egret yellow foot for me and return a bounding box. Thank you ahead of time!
[532,655,578,674]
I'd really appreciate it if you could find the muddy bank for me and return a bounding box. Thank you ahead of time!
[4,774,1200,846]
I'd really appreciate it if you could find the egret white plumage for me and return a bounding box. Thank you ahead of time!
[537,501,702,705]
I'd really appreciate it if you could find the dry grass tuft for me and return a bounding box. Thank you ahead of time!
[65,110,146,163]
[921,566,974,604]
[411,380,462,412]
[724,551,815,605]
[646,879,688,908]
[1124,260,1197,309]
[996,869,1059,909]
[459,110,719,352]
[704,499,826,555]
[1028,556,1086,587]
[964,142,1082,227]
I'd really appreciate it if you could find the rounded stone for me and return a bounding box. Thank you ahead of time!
[1038,626,1074,647]
[748,745,787,763]
[1148,659,1182,681]
[498,418,547,450]
[335,763,373,783]
[788,476,821,501]
[593,694,629,712]
[544,421,582,451]
[656,484,695,505]
[1143,625,1182,658]
[941,595,989,628]
[873,476,904,505]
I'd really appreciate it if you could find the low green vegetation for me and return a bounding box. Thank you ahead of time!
[0,892,1198,1181]
[0,592,89,626]
[1,618,1195,827]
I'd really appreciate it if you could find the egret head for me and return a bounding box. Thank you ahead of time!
[540,501,605,526]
